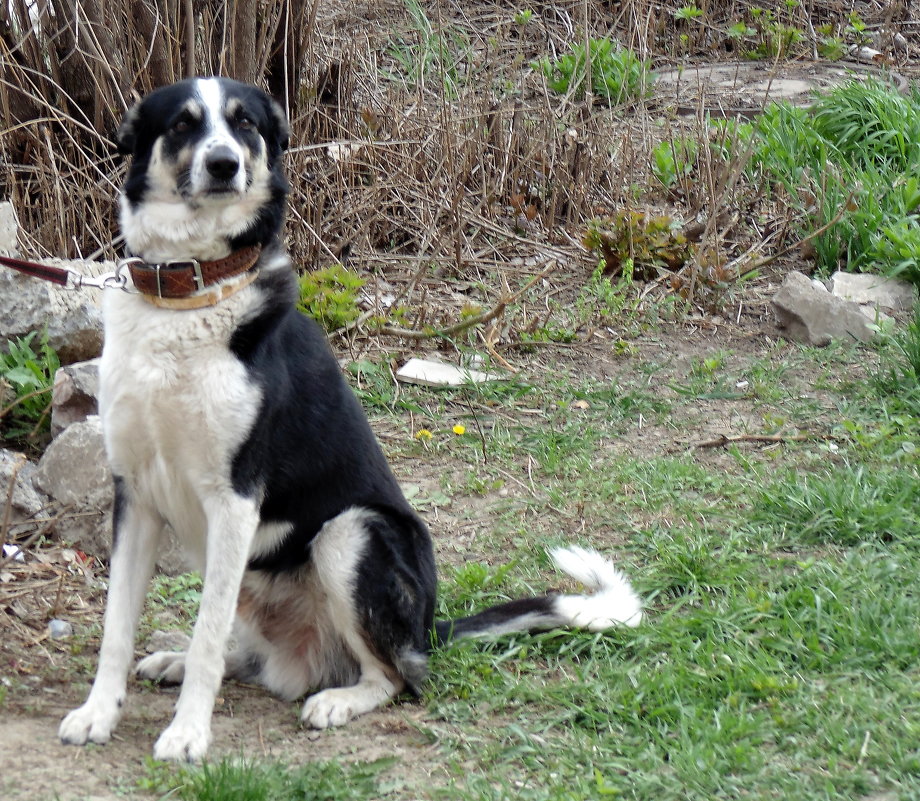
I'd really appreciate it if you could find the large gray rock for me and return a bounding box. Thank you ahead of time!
[0,259,111,364]
[33,415,113,557]
[772,271,875,346]
[0,448,51,536]
[51,358,100,437]
[828,271,918,313]
[32,415,187,573]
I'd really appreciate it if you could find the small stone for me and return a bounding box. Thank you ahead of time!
[50,358,100,437]
[48,619,73,639]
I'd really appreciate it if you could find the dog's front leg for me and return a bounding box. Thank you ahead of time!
[152,494,259,763]
[60,490,163,746]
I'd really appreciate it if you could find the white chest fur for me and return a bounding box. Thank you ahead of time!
[99,289,263,564]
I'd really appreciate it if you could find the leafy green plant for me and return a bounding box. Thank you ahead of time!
[0,330,59,441]
[674,4,703,21]
[584,210,692,280]
[535,39,652,105]
[746,8,805,59]
[816,24,845,60]
[651,136,698,187]
[297,264,365,331]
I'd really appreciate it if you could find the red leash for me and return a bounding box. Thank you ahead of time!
[0,253,131,291]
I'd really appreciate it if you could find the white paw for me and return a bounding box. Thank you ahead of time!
[153,719,211,763]
[301,688,358,729]
[136,651,186,684]
[59,697,123,745]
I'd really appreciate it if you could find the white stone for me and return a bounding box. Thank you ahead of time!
[828,271,918,312]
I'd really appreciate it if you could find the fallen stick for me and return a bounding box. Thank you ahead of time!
[691,432,839,449]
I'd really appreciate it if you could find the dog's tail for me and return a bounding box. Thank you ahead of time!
[433,546,642,644]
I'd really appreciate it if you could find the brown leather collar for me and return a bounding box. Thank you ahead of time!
[127,245,262,299]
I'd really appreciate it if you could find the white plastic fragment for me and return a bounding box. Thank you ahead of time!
[395,357,502,387]
[2,543,24,562]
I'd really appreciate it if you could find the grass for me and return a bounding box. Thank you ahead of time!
[747,80,920,284]
[393,332,920,800]
[137,756,396,800]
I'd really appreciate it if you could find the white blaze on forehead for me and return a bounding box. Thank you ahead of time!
[190,78,246,195]
[195,78,225,128]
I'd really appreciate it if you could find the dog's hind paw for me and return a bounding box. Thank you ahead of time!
[301,688,360,729]
[136,651,186,684]
[153,720,211,763]
[59,697,123,745]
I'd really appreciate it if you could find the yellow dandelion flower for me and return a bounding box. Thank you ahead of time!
[452,424,466,435]
[415,429,433,441]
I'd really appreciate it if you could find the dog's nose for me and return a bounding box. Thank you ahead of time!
[205,146,240,180]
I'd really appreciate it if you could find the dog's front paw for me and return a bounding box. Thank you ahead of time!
[136,651,186,684]
[301,688,357,729]
[153,720,212,763]
[59,697,123,745]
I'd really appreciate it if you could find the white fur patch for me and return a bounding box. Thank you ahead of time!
[549,546,643,629]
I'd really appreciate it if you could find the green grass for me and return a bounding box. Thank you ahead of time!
[0,329,59,442]
[407,335,920,800]
[748,80,920,284]
[138,756,395,800]
[123,326,920,800]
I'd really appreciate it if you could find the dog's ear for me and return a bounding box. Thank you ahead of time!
[115,103,140,155]
[267,97,290,153]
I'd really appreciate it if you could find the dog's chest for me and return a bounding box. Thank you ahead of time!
[100,293,262,535]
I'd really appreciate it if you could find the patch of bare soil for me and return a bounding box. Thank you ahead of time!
[0,689,442,801]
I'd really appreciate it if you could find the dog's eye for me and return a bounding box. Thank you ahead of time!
[236,116,256,131]
[172,118,192,133]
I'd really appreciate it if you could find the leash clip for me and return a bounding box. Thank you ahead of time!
[70,259,137,292]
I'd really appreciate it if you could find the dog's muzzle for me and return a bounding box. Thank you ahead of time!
[205,145,241,182]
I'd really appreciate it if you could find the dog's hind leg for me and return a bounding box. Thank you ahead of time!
[300,507,434,729]
[60,484,164,746]
[151,493,259,762]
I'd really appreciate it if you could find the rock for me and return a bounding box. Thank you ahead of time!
[828,271,918,313]
[48,619,73,639]
[0,259,112,364]
[51,358,100,437]
[772,271,875,346]
[33,416,113,558]
[0,449,51,535]
[32,415,187,574]
[0,201,18,257]
[146,630,191,653]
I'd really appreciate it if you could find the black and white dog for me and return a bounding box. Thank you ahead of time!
[58,77,642,762]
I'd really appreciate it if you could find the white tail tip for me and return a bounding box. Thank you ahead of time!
[549,546,643,630]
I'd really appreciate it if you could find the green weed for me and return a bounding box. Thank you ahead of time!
[872,302,920,414]
[297,264,365,331]
[385,0,470,97]
[0,330,59,441]
[535,40,652,105]
[651,136,698,188]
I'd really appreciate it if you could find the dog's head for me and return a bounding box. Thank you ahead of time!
[116,78,290,261]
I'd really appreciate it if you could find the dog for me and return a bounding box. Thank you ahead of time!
[57,77,643,762]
